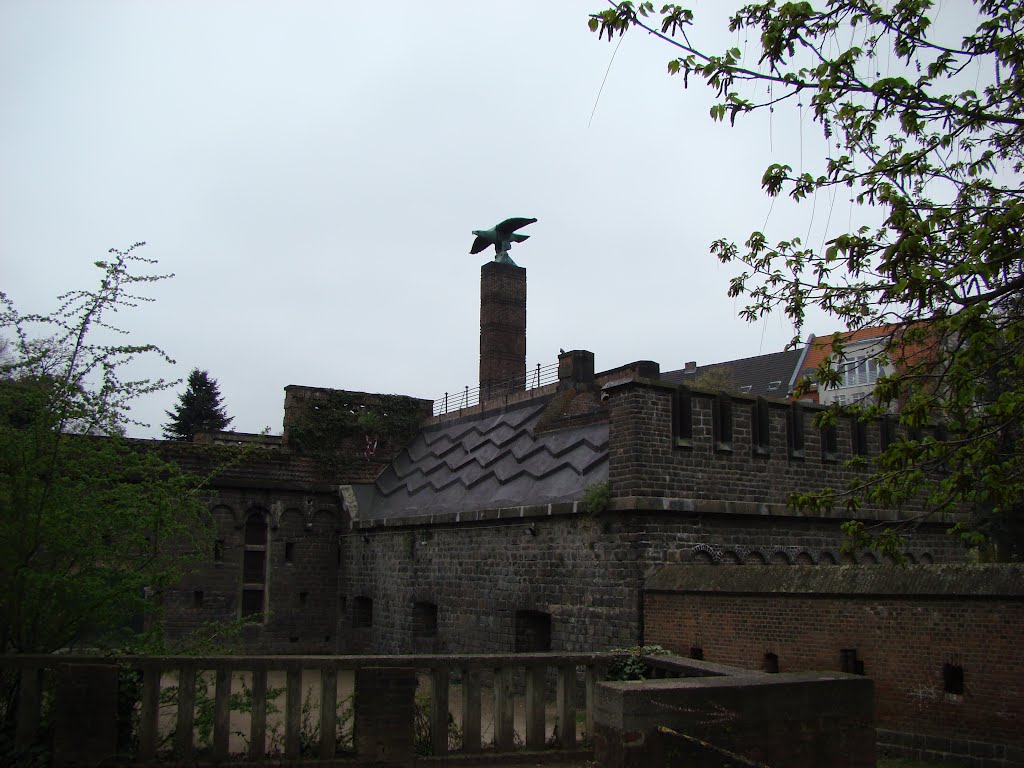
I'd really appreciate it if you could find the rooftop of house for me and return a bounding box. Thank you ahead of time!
[797,325,901,382]
[661,348,805,398]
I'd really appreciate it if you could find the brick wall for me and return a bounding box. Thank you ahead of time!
[643,564,1024,767]
[605,378,962,527]
[479,261,526,399]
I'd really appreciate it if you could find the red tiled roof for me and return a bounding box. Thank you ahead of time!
[798,325,903,381]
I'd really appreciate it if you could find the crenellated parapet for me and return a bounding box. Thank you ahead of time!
[604,377,963,524]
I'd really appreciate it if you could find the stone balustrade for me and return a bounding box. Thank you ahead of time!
[3,652,613,765]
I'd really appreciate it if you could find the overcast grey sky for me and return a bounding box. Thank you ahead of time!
[2,1,842,438]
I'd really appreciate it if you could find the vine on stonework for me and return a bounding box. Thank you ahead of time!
[581,481,611,515]
[606,645,670,681]
[288,391,425,471]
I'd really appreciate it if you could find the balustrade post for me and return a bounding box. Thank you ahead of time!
[320,666,338,758]
[493,666,514,751]
[138,664,160,761]
[285,663,302,759]
[250,668,267,759]
[429,666,450,755]
[525,664,546,750]
[585,665,596,743]
[213,664,232,761]
[53,663,118,766]
[355,667,417,763]
[461,668,482,752]
[15,666,41,753]
[557,664,577,748]
[174,663,196,761]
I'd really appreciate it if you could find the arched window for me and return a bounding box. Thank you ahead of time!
[242,511,269,620]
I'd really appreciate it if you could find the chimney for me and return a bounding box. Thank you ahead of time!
[479,261,527,401]
[558,350,595,390]
[684,361,697,373]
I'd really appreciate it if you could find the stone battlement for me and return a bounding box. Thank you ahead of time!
[604,377,961,524]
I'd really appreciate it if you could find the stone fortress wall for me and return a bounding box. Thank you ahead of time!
[158,256,1019,766]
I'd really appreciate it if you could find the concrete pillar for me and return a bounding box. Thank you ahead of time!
[355,667,417,765]
[461,668,482,751]
[53,663,119,767]
[494,666,516,751]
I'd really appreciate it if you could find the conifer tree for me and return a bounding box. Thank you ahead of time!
[163,368,233,441]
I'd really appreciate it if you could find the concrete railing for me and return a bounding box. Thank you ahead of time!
[3,652,614,765]
[592,653,876,768]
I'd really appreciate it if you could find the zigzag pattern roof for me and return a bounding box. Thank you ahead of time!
[364,397,608,519]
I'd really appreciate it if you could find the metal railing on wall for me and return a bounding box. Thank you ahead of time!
[433,362,559,417]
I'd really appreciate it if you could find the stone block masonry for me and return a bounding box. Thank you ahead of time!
[163,486,343,654]
[605,377,966,527]
[340,509,959,657]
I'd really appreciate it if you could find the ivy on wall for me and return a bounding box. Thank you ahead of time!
[287,391,426,473]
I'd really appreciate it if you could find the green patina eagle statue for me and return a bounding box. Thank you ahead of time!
[470,217,537,266]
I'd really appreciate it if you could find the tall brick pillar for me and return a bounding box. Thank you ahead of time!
[479,261,527,402]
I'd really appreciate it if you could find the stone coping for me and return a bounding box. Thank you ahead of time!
[350,494,960,530]
[352,500,585,530]
[642,653,750,679]
[608,495,963,524]
[644,563,1024,597]
[0,652,621,669]
[598,669,866,693]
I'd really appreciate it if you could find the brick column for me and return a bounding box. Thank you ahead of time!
[558,350,596,390]
[479,261,527,402]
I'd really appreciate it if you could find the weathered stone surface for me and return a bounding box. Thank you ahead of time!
[354,667,417,765]
[53,664,119,767]
[594,671,876,768]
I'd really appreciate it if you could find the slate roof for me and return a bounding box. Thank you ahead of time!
[357,396,608,520]
[661,348,804,398]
